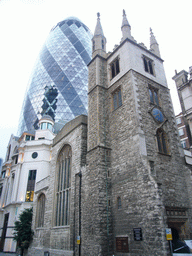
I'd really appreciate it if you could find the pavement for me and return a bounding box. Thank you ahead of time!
[0,253,16,256]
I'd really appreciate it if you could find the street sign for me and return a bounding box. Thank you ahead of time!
[133,228,142,241]
[166,228,172,240]
[77,236,80,245]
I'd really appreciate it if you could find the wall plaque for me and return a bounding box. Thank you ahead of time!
[116,237,129,252]
[133,228,142,241]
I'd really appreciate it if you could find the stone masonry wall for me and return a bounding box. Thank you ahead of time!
[134,70,191,209]
[27,116,87,256]
[106,70,169,256]
[81,55,112,255]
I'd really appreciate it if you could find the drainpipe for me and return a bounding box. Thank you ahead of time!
[78,171,82,256]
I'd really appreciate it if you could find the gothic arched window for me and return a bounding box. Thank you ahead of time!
[156,128,169,154]
[144,58,148,72]
[149,86,159,106]
[56,145,72,226]
[7,145,11,161]
[36,193,45,228]
[111,57,120,79]
[143,56,154,75]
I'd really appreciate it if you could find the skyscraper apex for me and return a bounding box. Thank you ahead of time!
[17,17,92,135]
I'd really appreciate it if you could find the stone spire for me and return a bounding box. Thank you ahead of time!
[121,9,131,40]
[92,12,106,58]
[94,12,104,36]
[150,28,161,58]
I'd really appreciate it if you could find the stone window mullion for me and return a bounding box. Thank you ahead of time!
[55,145,71,227]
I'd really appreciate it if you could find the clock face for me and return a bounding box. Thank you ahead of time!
[32,152,38,159]
[152,108,164,123]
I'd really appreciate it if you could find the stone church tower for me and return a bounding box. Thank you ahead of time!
[82,11,192,255]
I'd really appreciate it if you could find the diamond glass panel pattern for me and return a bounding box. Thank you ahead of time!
[18,17,92,135]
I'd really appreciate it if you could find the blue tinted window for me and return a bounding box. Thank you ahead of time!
[74,40,84,54]
[18,17,92,135]
[68,33,78,44]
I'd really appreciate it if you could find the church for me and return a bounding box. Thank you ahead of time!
[1,10,192,256]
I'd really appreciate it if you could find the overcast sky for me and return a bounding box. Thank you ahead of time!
[0,0,191,161]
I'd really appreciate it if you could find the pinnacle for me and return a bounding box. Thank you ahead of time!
[121,9,131,40]
[150,27,158,45]
[94,12,104,36]
[121,9,131,28]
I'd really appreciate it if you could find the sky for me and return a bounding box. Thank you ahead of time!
[0,0,191,161]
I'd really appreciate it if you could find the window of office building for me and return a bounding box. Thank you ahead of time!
[178,128,184,136]
[26,170,37,202]
[176,117,182,125]
[1,171,6,179]
[181,140,187,149]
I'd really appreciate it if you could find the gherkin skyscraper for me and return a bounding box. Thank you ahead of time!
[18,17,92,135]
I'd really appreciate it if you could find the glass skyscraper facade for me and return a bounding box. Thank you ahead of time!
[18,17,92,135]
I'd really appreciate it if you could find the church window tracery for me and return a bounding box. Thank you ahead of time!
[56,145,71,226]
[156,128,169,154]
[112,87,122,110]
[149,86,159,106]
[111,57,120,79]
[143,56,154,75]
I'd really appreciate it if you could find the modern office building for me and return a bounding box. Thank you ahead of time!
[173,67,192,147]
[17,17,92,135]
[175,112,190,149]
[173,68,192,167]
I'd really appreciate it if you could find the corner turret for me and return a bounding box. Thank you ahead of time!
[150,28,161,57]
[35,115,55,140]
[92,13,107,58]
[121,9,131,40]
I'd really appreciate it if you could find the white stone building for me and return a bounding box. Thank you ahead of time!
[0,116,55,252]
